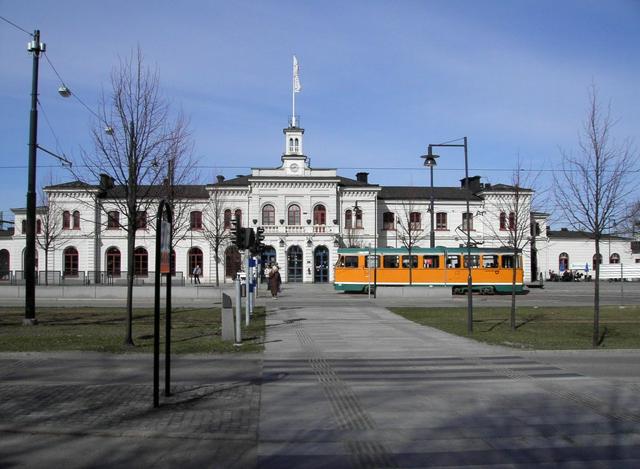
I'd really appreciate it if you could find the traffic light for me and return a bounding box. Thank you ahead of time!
[244,228,255,251]
[230,216,241,248]
[253,227,265,253]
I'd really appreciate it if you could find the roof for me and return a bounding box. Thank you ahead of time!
[338,246,519,254]
[44,180,97,190]
[379,186,482,202]
[210,175,378,188]
[482,183,532,192]
[102,185,209,199]
[548,229,631,241]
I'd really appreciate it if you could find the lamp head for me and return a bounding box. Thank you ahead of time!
[421,147,439,167]
[58,86,71,98]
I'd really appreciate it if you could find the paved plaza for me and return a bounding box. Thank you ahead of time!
[1,283,640,467]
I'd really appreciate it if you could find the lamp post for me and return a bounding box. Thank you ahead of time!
[420,150,439,248]
[426,137,474,333]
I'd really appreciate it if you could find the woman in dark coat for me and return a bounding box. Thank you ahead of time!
[269,266,281,298]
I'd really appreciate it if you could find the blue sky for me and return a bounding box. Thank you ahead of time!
[1,0,638,224]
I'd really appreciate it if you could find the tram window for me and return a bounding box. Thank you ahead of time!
[423,255,440,268]
[344,256,359,268]
[446,255,461,268]
[366,255,380,268]
[401,255,418,268]
[501,255,521,268]
[383,255,399,268]
[482,255,499,268]
[464,255,481,268]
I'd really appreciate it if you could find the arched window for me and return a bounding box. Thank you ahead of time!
[609,253,620,264]
[289,138,294,153]
[106,247,121,277]
[63,211,70,230]
[499,212,507,230]
[313,205,326,225]
[36,219,42,234]
[72,211,81,229]
[224,209,232,229]
[294,138,299,152]
[190,211,203,230]
[234,209,242,227]
[262,204,275,225]
[288,204,301,225]
[345,210,353,229]
[134,247,148,276]
[355,208,363,229]
[63,247,79,276]
[0,249,10,281]
[188,247,203,278]
[383,212,395,231]
[21,220,27,234]
[410,212,421,231]
[559,252,569,272]
[593,253,603,267]
[508,212,516,231]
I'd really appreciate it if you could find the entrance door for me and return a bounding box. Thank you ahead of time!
[287,245,303,283]
[0,249,9,281]
[260,246,276,280]
[314,246,329,283]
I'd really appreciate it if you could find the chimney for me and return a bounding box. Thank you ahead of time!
[216,175,225,183]
[460,175,481,193]
[355,172,369,184]
[561,227,568,231]
[99,173,114,190]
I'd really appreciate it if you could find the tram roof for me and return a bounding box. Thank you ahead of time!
[337,246,521,255]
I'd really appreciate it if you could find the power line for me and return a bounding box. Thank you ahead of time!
[0,15,32,36]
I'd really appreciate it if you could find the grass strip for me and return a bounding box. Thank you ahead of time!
[389,305,640,349]
[0,307,265,353]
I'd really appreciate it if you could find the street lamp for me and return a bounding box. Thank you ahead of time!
[420,149,439,248]
[427,137,474,333]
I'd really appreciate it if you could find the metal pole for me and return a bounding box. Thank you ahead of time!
[245,255,250,325]
[430,164,435,248]
[235,275,241,344]
[24,30,43,326]
[153,201,165,408]
[464,137,473,334]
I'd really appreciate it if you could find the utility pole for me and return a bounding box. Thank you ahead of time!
[24,30,44,326]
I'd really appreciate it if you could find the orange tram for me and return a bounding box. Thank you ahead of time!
[334,247,525,295]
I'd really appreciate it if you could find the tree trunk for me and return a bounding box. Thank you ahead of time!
[125,195,136,346]
[510,251,517,331]
[44,250,49,286]
[214,246,220,287]
[593,238,601,347]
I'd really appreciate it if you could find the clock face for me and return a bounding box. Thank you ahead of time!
[290,163,299,173]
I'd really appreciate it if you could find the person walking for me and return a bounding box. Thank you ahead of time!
[264,263,272,291]
[192,264,201,284]
[269,265,281,298]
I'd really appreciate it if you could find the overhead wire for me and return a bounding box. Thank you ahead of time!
[0,15,32,36]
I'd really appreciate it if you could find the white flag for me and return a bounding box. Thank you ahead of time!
[293,55,301,93]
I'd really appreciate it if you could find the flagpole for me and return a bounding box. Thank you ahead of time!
[292,56,296,127]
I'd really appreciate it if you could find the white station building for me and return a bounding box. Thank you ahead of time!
[1,119,638,286]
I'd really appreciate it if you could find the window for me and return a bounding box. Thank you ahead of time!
[63,211,71,230]
[288,204,301,225]
[72,211,80,229]
[383,212,395,231]
[234,209,242,227]
[188,247,203,277]
[593,253,602,267]
[294,138,299,152]
[63,247,79,276]
[502,255,521,269]
[464,255,481,268]
[354,208,363,229]
[224,209,232,229]
[136,211,147,230]
[499,212,507,230]
[609,253,620,264]
[436,212,447,230]
[107,211,120,229]
[289,138,294,153]
[482,255,499,268]
[409,212,421,231]
[423,255,440,268]
[401,255,418,268]
[383,255,399,268]
[190,211,203,230]
[366,255,379,268]
[559,253,569,272]
[462,212,473,231]
[262,204,275,225]
[36,219,42,234]
[508,212,515,231]
[343,256,359,268]
[345,210,353,229]
[313,205,326,225]
[446,255,461,268]
[134,247,148,276]
[106,247,121,277]
[21,220,26,234]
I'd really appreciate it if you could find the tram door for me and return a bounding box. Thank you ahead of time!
[287,246,303,283]
[314,246,329,283]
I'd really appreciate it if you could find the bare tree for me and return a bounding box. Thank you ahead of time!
[36,185,65,285]
[201,188,230,286]
[554,85,637,347]
[396,201,428,284]
[482,163,536,330]
[76,48,192,346]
